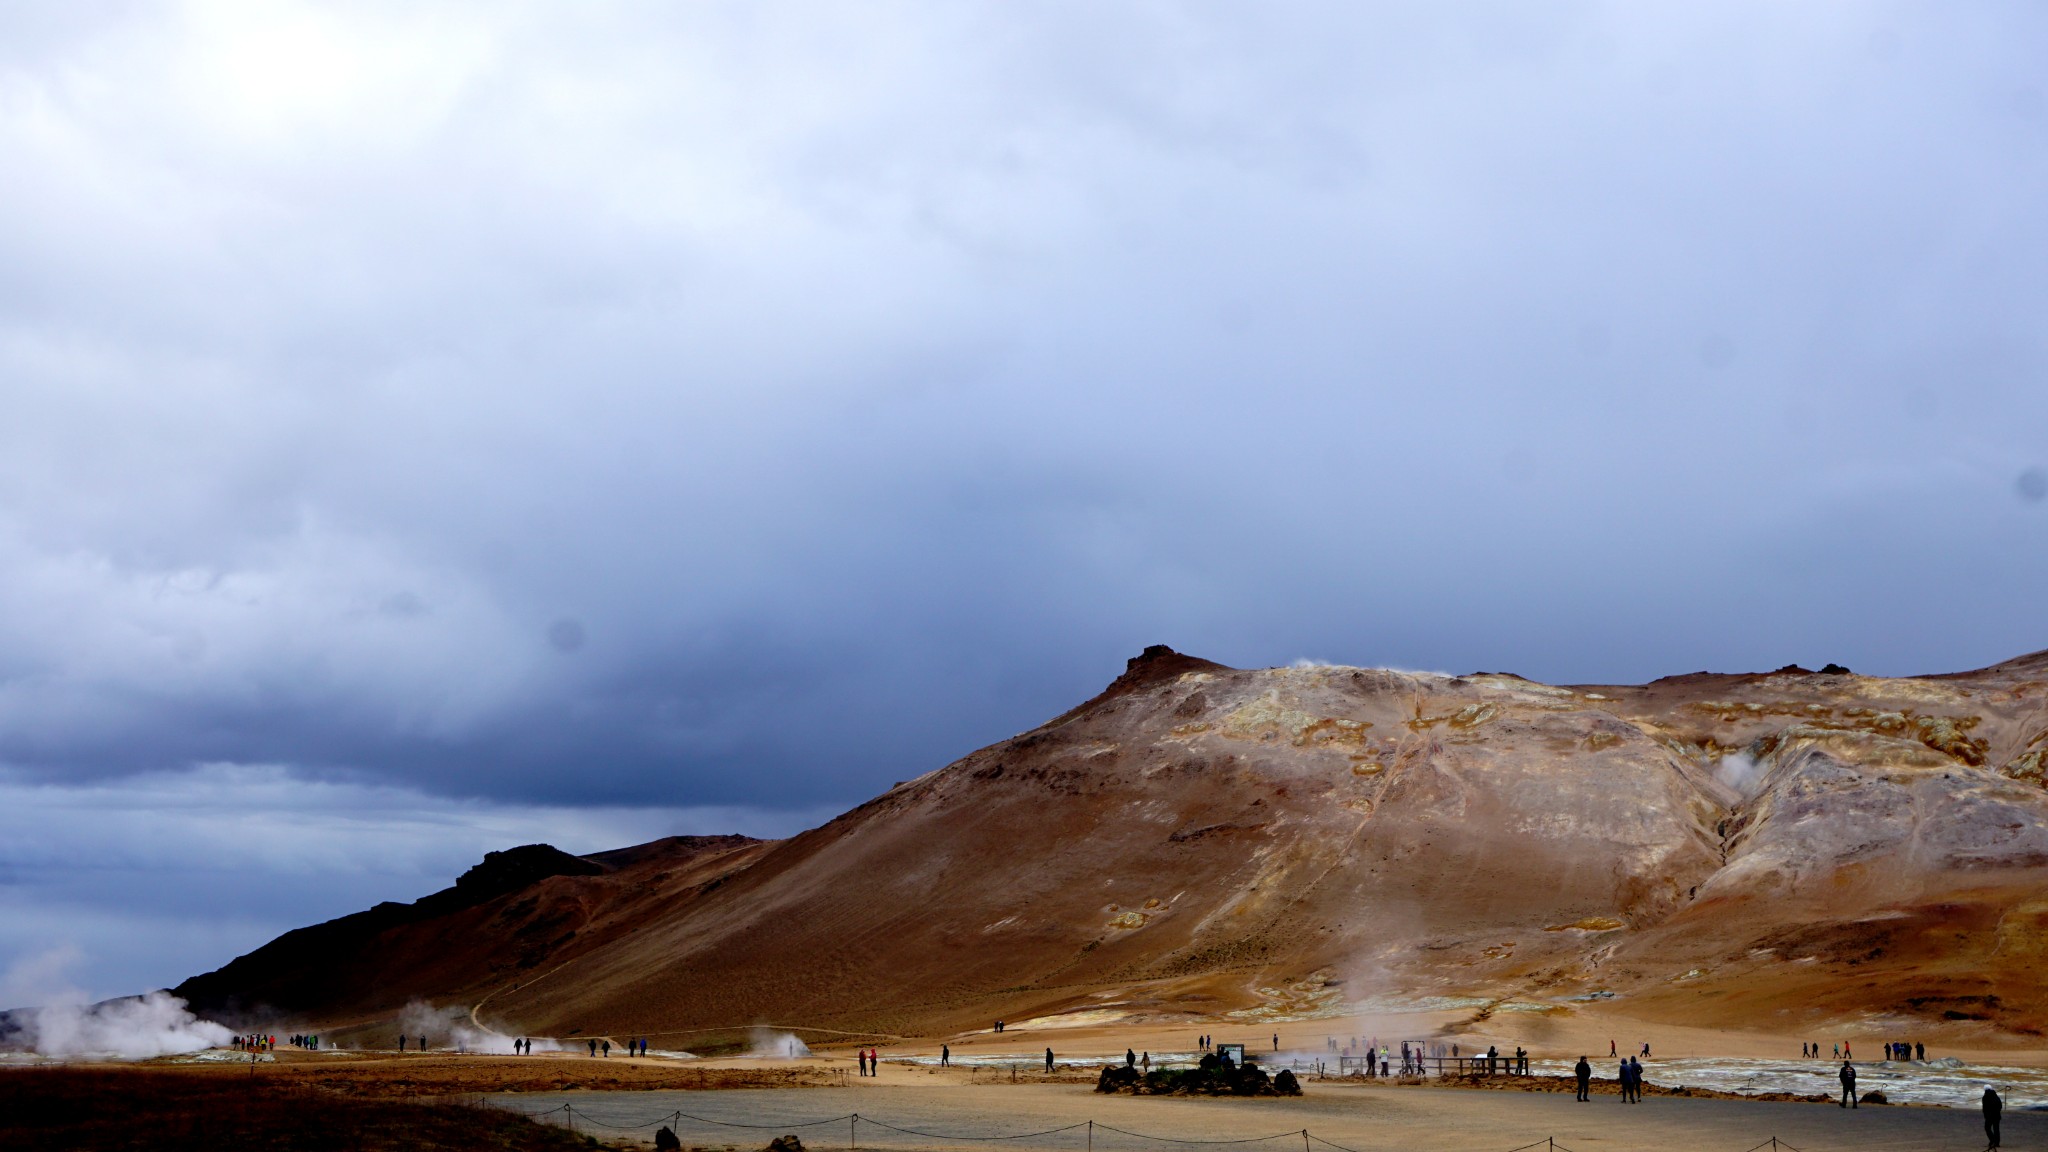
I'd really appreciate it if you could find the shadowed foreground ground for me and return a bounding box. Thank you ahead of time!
[0,1067,624,1152]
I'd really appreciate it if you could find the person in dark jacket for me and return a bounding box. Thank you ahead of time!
[1574,1057,1591,1101]
[1985,1087,2003,1148]
[1839,1061,1857,1108]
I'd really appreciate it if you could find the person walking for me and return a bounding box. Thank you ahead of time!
[1985,1087,2003,1148]
[1045,1047,1055,1074]
[1575,1056,1591,1102]
[1141,1051,1150,1072]
[941,1044,950,1068]
[1839,1060,1857,1108]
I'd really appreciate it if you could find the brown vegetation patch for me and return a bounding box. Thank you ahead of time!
[0,1066,619,1152]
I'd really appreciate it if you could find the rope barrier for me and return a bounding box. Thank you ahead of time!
[1092,1123,1307,1145]
[854,1118,1093,1141]
[548,1106,686,1131]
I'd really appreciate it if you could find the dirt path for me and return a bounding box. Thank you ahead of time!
[491,1081,2036,1152]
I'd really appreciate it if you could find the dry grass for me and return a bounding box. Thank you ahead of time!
[0,1066,625,1152]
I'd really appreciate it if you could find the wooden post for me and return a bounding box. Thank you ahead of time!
[850,1114,857,1150]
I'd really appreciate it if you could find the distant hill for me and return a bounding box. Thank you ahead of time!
[176,645,2048,1047]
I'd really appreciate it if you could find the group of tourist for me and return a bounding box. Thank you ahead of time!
[1614,1056,1646,1102]
[1572,1052,1646,1102]
[1477,1044,1528,1075]
[287,1033,320,1050]
[580,1037,650,1057]
[1801,1039,1927,1061]
[230,1034,273,1052]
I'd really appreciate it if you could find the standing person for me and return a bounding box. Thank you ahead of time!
[858,1048,868,1077]
[1985,1087,2003,1149]
[602,1039,611,1058]
[1142,1052,1150,1072]
[1839,1060,1857,1108]
[1574,1056,1591,1102]
[398,1035,406,1052]
[1617,1058,1630,1103]
[1126,1048,1136,1068]
[1272,1034,1279,1052]
[1045,1048,1054,1074]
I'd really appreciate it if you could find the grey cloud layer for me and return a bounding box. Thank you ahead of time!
[1,2,2045,819]
[0,763,826,1000]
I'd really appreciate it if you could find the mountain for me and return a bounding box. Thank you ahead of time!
[175,645,2048,1046]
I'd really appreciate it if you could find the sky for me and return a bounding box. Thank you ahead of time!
[2,1,2047,1001]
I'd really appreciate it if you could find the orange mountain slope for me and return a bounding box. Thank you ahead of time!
[174,645,2048,1046]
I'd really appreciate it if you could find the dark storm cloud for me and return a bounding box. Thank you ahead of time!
[2,2,2047,817]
